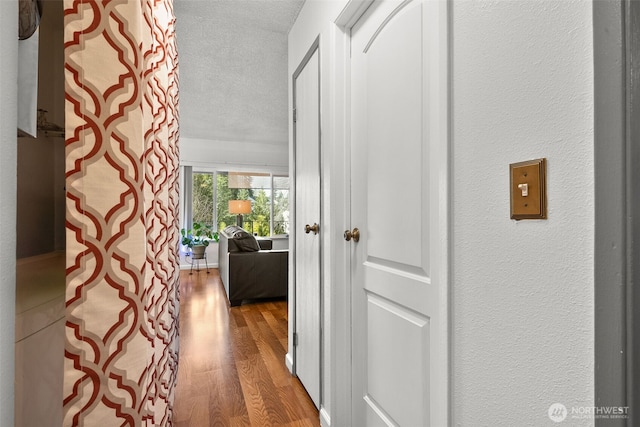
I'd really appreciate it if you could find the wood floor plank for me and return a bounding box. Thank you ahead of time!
[235,356,273,426]
[258,317,288,359]
[207,367,244,423]
[239,351,292,426]
[174,269,319,426]
[230,306,248,328]
[276,385,319,424]
[205,372,227,427]
[212,365,248,419]
[261,309,288,344]
[279,337,288,351]
[254,323,291,388]
[185,395,210,427]
[291,377,320,418]
[229,414,251,427]
[281,419,318,427]
[230,325,259,361]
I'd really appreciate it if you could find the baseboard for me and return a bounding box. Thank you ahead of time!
[320,407,331,427]
[285,352,294,374]
[180,263,219,270]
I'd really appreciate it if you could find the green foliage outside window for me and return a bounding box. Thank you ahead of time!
[191,171,289,238]
[193,173,214,229]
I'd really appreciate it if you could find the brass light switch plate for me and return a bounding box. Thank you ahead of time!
[510,158,547,220]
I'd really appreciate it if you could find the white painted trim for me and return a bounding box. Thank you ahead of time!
[181,137,288,148]
[180,136,288,173]
[320,407,332,427]
[287,37,298,387]
[179,263,219,270]
[180,161,288,175]
[593,0,628,412]
[285,352,294,374]
[328,2,370,425]
[427,1,451,425]
[362,0,413,54]
[335,0,374,28]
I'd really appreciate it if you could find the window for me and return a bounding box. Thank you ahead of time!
[184,169,289,238]
[273,175,290,235]
[192,172,215,230]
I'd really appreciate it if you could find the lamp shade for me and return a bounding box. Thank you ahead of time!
[228,200,251,215]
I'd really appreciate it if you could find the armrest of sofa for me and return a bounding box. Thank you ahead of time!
[256,238,272,250]
[226,250,288,305]
[218,230,230,292]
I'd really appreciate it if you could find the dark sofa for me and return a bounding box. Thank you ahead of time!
[218,225,288,306]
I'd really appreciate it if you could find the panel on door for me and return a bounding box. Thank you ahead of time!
[350,0,448,425]
[294,45,321,408]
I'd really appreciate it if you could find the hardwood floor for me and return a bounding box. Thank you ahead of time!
[174,269,319,426]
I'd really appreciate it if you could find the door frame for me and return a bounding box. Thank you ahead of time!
[289,36,323,403]
[593,1,639,425]
[332,0,451,425]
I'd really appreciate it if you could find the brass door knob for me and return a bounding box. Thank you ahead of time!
[344,228,360,242]
[305,223,319,235]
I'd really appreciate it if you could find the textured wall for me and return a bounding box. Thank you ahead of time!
[0,1,17,425]
[63,0,180,425]
[174,0,301,145]
[452,1,595,425]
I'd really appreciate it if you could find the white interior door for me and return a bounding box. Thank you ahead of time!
[294,45,321,408]
[350,0,449,425]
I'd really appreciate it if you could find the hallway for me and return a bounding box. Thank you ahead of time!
[174,269,319,426]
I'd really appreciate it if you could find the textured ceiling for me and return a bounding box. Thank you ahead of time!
[174,0,304,144]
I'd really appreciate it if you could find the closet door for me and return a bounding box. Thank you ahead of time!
[293,42,321,408]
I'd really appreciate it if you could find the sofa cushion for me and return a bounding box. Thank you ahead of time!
[231,229,260,252]
[224,225,240,235]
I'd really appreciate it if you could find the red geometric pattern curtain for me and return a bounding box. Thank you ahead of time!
[63,0,180,425]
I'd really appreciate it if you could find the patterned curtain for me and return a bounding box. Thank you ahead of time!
[63,0,180,425]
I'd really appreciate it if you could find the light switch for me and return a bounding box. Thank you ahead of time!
[510,158,547,220]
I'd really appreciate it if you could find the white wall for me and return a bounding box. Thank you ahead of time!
[451,1,595,425]
[0,0,18,424]
[180,137,288,174]
[179,243,219,270]
[173,0,295,146]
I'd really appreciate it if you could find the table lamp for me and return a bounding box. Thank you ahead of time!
[228,200,251,228]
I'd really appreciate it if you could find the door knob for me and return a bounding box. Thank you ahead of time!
[344,227,360,242]
[305,223,319,235]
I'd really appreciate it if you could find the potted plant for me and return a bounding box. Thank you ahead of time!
[180,222,218,259]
